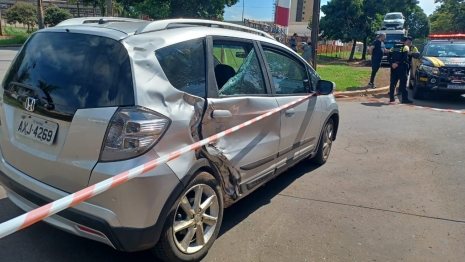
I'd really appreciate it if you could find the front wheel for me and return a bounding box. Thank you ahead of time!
[310,118,334,165]
[412,76,425,100]
[153,172,224,262]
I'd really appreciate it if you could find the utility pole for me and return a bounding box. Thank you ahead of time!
[0,9,3,36]
[311,0,321,69]
[37,0,45,29]
[242,0,245,24]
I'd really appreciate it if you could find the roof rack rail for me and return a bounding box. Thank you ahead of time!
[134,19,276,40]
[56,17,145,26]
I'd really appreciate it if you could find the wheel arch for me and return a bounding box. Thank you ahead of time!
[327,110,339,141]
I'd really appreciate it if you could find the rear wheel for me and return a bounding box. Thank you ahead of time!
[310,118,334,165]
[153,172,224,262]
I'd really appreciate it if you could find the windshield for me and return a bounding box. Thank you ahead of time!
[385,34,403,42]
[425,43,465,57]
[385,14,403,20]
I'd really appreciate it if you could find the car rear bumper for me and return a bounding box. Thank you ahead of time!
[0,149,184,252]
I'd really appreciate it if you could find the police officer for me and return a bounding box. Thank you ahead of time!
[395,36,418,95]
[406,36,419,79]
[387,36,413,103]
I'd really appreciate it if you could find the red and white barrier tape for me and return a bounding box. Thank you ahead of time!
[335,95,465,115]
[0,94,313,239]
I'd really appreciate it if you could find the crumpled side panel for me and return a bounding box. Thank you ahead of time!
[200,97,282,206]
[121,36,205,182]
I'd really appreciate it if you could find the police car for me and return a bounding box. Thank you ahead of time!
[410,34,465,99]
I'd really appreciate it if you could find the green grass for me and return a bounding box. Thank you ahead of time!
[317,64,371,91]
[3,26,30,37]
[213,46,245,72]
[213,46,369,91]
[0,26,31,46]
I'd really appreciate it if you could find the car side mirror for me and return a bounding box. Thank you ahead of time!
[411,52,421,59]
[316,80,335,95]
[236,52,247,58]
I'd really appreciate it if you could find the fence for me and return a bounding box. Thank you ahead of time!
[316,44,359,59]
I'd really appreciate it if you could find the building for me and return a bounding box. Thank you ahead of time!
[290,0,313,23]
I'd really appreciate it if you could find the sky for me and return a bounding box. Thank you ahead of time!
[224,0,439,22]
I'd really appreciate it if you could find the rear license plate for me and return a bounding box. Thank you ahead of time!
[447,84,465,90]
[16,116,58,145]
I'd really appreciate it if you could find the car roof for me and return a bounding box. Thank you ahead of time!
[40,19,283,50]
[52,18,275,40]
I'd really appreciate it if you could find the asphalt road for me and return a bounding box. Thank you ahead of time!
[1,48,464,261]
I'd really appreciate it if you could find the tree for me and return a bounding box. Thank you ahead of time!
[307,16,312,30]
[4,2,37,32]
[134,0,170,20]
[118,0,239,20]
[430,0,465,33]
[320,0,364,61]
[44,5,73,27]
[405,5,430,39]
[358,0,386,60]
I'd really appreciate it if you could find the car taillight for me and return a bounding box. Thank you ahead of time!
[100,107,170,162]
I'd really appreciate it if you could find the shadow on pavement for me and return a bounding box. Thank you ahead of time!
[360,102,391,107]
[218,161,320,238]
[371,91,465,111]
[0,195,159,262]
[0,162,320,261]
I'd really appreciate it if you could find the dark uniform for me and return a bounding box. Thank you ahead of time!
[396,37,418,95]
[387,40,413,103]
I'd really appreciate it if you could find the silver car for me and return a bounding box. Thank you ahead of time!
[0,19,339,261]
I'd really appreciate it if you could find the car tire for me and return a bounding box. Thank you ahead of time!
[412,81,425,100]
[153,171,224,262]
[310,118,334,165]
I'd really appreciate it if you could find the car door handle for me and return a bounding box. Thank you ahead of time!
[212,110,232,118]
[285,108,295,117]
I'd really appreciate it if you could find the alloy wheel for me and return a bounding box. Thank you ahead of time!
[322,122,333,160]
[173,184,219,254]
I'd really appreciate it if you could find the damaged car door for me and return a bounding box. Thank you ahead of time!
[201,37,281,198]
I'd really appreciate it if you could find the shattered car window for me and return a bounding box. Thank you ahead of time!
[219,48,266,96]
[156,38,207,97]
[263,49,308,94]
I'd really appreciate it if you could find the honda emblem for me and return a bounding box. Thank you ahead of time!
[24,97,37,112]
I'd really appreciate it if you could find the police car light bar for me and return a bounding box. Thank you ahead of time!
[429,33,465,39]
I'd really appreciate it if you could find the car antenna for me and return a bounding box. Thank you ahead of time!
[99,18,108,25]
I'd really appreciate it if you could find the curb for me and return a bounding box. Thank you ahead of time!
[334,85,389,98]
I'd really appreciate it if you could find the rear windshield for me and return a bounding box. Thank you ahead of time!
[2,32,134,109]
